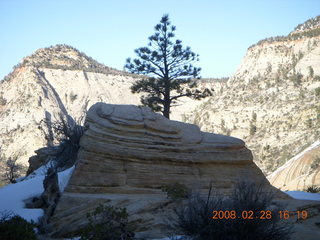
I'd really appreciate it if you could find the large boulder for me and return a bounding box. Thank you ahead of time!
[49,103,284,238]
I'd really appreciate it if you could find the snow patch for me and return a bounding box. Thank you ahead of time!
[0,165,75,223]
[0,174,45,222]
[285,191,320,201]
[58,165,75,192]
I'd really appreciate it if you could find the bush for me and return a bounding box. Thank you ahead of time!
[167,181,293,240]
[0,95,7,105]
[80,204,135,240]
[161,183,189,201]
[309,66,314,78]
[314,75,320,81]
[290,73,303,87]
[39,113,84,169]
[69,92,78,103]
[249,122,257,135]
[0,156,26,183]
[0,213,37,240]
[305,118,313,128]
[305,185,320,193]
[310,156,320,170]
[315,87,320,97]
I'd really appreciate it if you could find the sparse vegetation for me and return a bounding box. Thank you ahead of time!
[161,183,189,201]
[167,181,293,240]
[314,75,320,81]
[249,15,320,49]
[266,62,272,74]
[315,87,320,97]
[0,156,25,183]
[80,204,135,240]
[310,156,320,170]
[252,112,257,122]
[1,44,137,82]
[308,66,314,78]
[305,185,320,193]
[38,113,84,170]
[290,72,303,87]
[316,106,320,120]
[249,122,257,135]
[69,92,78,103]
[0,95,7,105]
[305,118,313,128]
[0,212,37,240]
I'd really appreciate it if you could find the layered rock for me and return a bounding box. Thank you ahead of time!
[49,103,284,239]
[268,141,320,190]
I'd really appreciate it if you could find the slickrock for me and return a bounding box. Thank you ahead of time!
[49,103,285,239]
[268,141,320,190]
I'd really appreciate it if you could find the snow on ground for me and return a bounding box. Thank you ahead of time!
[0,165,75,223]
[58,166,75,192]
[284,191,320,201]
[0,173,44,222]
[0,162,318,234]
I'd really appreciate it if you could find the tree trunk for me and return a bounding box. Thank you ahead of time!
[163,100,170,119]
[163,88,171,119]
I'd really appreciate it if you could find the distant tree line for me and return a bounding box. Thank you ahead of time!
[294,15,320,32]
[249,27,320,49]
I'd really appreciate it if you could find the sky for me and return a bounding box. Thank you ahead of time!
[0,0,319,80]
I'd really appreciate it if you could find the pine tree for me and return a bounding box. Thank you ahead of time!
[125,14,212,119]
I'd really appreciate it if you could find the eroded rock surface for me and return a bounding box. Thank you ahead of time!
[268,141,320,190]
[49,103,284,238]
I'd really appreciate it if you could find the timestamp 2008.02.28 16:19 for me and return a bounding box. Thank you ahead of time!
[212,210,308,220]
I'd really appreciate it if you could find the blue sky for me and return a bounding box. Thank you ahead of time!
[0,0,319,79]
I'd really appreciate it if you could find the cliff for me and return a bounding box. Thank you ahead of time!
[183,16,320,175]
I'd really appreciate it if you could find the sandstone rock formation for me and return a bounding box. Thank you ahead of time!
[268,141,320,190]
[48,103,284,239]
[1,15,320,189]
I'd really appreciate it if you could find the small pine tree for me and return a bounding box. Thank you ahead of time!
[249,122,257,135]
[308,66,314,78]
[125,14,212,119]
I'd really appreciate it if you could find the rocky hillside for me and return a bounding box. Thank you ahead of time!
[183,15,320,174]
[0,46,134,168]
[0,45,216,169]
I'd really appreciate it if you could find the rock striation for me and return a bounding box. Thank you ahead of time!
[49,103,284,239]
[268,141,320,190]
